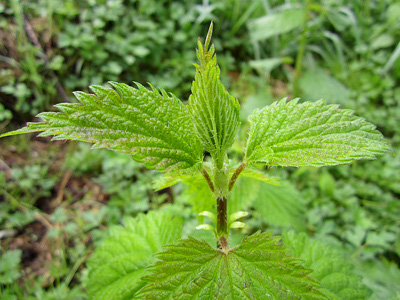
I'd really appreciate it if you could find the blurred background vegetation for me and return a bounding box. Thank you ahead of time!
[0,0,399,299]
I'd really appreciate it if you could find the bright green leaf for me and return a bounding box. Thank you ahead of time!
[188,23,240,167]
[136,232,328,299]
[245,99,391,167]
[196,224,215,232]
[228,211,249,224]
[229,221,246,229]
[1,83,203,172]
[87,211,183,300]
[198,211,217,224]
[283,231,371,300]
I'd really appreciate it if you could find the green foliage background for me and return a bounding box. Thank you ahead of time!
[0,0,399,299]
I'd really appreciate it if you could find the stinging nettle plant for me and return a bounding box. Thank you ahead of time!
[1,23,391,299]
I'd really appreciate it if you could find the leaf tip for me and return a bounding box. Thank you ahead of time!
[205,22,213,50]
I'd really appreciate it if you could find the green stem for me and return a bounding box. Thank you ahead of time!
[210,155,230,247]
[213,166,229,197]
[293,0,312,96]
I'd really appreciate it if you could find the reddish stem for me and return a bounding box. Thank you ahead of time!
[201,168,214,192]
[229,162,247,191]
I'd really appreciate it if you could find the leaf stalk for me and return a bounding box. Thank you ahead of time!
[201,168,214,192]
[229,162,247,191]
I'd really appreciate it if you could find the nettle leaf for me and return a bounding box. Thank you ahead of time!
[188,24,240,166]
[87,211,183,300]
[254,181,306,231]
[283,231,371,300]
[1,83,203,172]
[245,98,391,167]
[135,232,328,299]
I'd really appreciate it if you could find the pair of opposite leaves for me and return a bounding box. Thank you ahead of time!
[0,25,390,172]
[0,24,390,300]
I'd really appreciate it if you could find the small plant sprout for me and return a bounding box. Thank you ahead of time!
[1,23,391,299]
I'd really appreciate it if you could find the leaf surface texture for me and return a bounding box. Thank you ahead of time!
[1,83,203,172]
[87,211,183,300]
[245,99,391,167]
[136,232,328,299]
[188,26,240,166]
[283,231,371,299]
